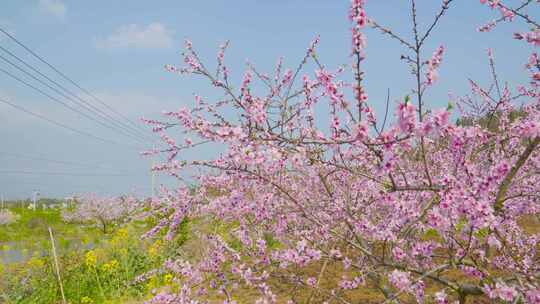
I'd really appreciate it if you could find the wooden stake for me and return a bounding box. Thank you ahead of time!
[48,227,67,304]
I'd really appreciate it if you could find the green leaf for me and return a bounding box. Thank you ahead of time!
[424,228,440,239]
[474,227,489,239]
[455,218,467,232]
[263,233,281,249]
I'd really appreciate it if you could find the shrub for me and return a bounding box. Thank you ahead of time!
[0,210,19,225]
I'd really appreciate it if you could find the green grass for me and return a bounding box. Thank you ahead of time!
[0,207,190,304]
[0,207,90,247]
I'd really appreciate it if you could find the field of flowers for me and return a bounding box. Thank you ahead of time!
[2,201,537,304]
[0,203,189,304]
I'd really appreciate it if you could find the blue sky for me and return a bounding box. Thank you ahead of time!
[0,1,537,199]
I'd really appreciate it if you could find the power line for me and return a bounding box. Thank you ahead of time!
[0,45,152,142]
[0,151,112,169]
[0,97,138,149]
[1,180,114,191]
[0,152,145,175]
[0,61,146,145]
[0,170,137,177]
[0,27,150,137]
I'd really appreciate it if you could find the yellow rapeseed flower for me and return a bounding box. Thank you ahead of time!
[145,276,158,292]
[27,256,45,269]
[109,259,119,269]
[163,273,174,285]
[81,296,94,304]
[101,259,119,273]
[116,228,129,239]
[148,239,162,258]
[84,250,97,268]
[111,228,129,247]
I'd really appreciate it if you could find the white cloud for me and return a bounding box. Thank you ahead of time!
[96,23,174,50]
[38,0,67,19]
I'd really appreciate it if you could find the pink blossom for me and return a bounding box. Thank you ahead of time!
[388,270,411,290]
[338,276,363,290]
[426,46,445,85]
[434,291,449,304]
[397,100,417,133]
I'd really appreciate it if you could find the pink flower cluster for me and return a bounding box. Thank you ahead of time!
[388,270,411,290]
[479,0,514,20]
[515,30,540,47]
[425,46,445,85]
[350,0,368,54]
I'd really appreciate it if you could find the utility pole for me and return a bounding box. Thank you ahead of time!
[32,189,39,210]
[1,194,4,210]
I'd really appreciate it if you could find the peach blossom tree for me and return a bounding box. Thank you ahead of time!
[144,1,540,303]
